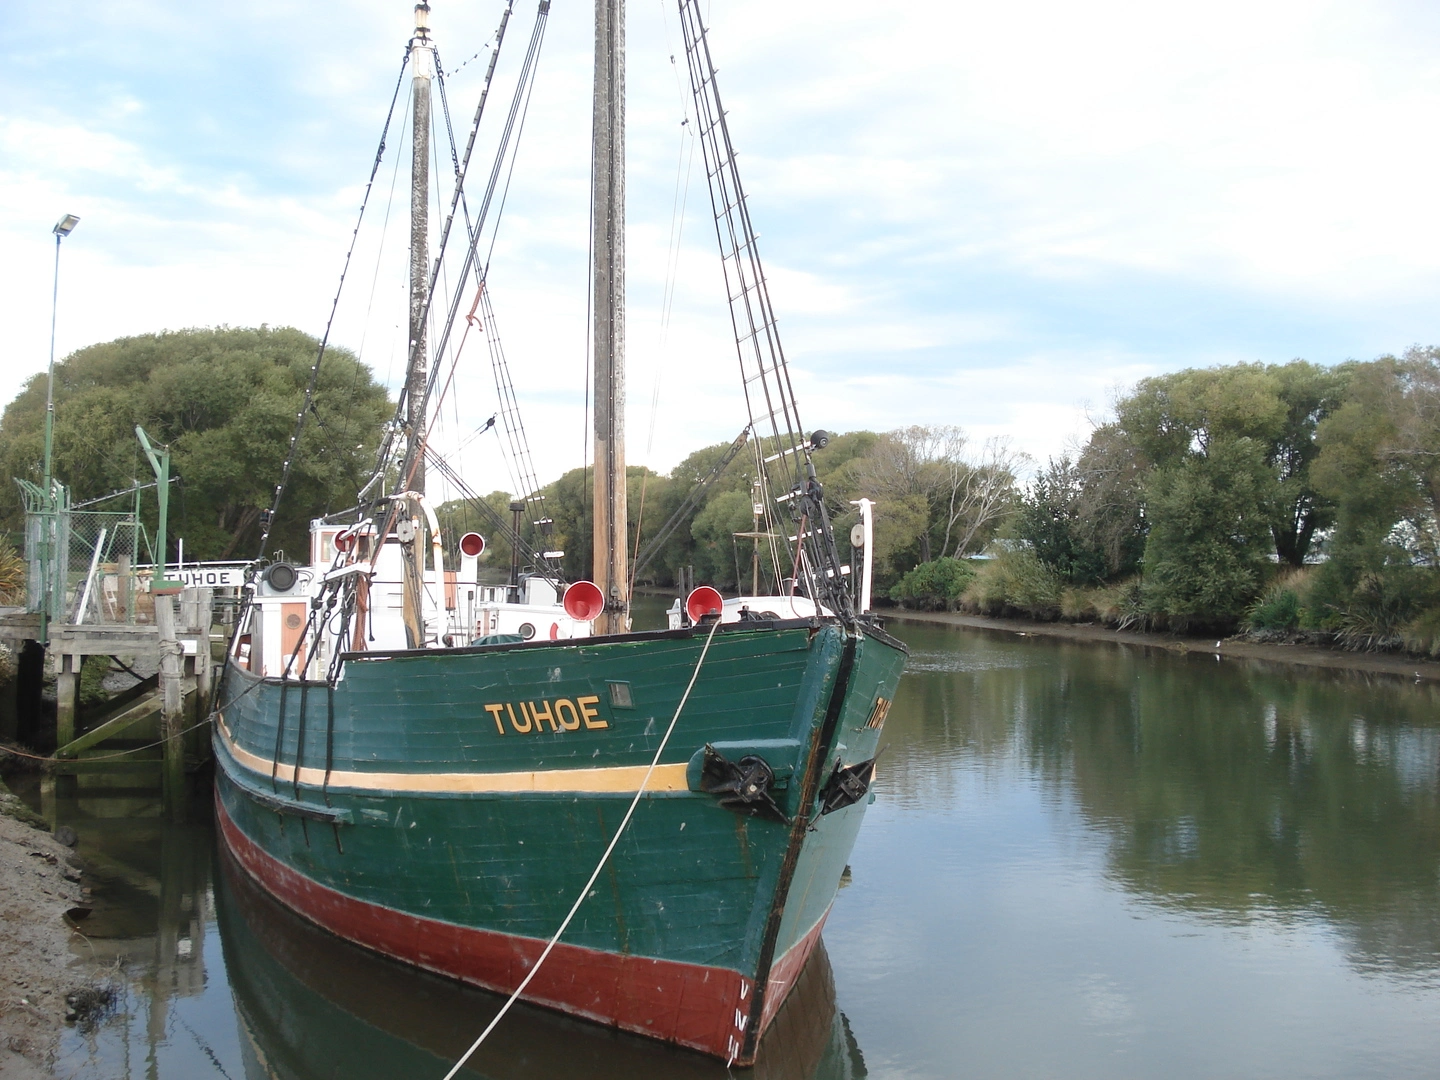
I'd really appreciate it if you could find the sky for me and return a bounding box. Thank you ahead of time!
[4,0,1440,496]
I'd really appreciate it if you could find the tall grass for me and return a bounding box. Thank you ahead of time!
[0,540,24,606]
[960,549,1064,619]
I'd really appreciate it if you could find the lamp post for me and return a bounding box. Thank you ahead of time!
[38,213,78,644]
[42,213,80,503]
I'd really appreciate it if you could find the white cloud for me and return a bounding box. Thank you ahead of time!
[4,0,1440,497]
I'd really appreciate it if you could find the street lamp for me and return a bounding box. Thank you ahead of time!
[37,213,78,642]
[42,213,80,502]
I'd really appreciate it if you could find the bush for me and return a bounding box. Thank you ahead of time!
[888,557,976,611]
[1084,577,1148,630]
[960,548,1065,619]
[1336,571,1414,651]
[1246,568,1315,632]
[1402,607,1440,658]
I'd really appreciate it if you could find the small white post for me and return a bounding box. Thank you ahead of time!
[851,498,875,614]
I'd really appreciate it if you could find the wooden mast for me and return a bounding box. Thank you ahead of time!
[401,2,434,649]
[406,2,433,495]
[591,0,628,634]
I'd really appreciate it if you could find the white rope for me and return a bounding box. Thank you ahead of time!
[440,615,724,1079]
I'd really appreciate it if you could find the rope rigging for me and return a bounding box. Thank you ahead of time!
[254,47,411,561]
[435,46,545,530]
[675,0,855,622]
[422,447,562,589]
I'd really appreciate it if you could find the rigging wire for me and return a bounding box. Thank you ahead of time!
[359,0,522,506]
[370,2,549,513]
[475,286,540,504]
[675,0,854,619]
[424,447,560,586]
[628,39,700,597]
[255,47,411,561]
[437,49,545,514]
[439,614,724,1080]
[328,91,408,510]
[357,86,411,387]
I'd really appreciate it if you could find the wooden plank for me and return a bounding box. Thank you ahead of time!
[48,624,161,658]
[55,690,161,759]
[79,673,158,728]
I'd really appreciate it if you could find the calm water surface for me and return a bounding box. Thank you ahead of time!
[34,619,1440,1078]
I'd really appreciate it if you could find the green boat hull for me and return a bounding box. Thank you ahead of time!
[214,618,905,1063]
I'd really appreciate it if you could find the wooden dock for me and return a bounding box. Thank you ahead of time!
[1,589,218,820]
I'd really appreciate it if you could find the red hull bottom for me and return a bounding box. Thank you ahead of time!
[216,795,827,1064]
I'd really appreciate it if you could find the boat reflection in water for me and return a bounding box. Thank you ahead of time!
[217,851,867,1080]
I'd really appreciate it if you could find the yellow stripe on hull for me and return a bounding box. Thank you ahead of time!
[216,713,690,795]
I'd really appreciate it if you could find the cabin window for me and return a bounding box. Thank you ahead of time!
[518,622,536,640]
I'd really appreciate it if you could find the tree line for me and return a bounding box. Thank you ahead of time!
[972,348,1440,657]
[437,426,1025,597]
[0,327,391,564]
[4,327,1436,655]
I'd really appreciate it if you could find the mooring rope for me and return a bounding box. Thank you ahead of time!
[440,614,724,1080]
[0,715,214,765]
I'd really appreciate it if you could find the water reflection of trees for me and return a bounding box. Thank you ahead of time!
[889,626,1440,977]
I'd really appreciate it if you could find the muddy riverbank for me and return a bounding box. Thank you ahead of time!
[0,780,104,1079]
[883,609,1440,681]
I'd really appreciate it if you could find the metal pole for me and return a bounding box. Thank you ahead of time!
[137,426,178,593]
[591,0,628,635]
[42,233,61,502]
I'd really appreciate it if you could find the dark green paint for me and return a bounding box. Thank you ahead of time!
[216,621,906,980]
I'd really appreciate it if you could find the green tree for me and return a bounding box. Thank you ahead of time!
[1266,361,1352,566]
[689,489,753,589]
[1310,347,1440,636]
[1017,457,1111,585]
[1141,437,1275,627]
[888,556,976,610]
[1071,423,1148,579]
[0,327,391,561]
[540,465,664,586]
[831,425,1023,585]
[1116,360,1346,569]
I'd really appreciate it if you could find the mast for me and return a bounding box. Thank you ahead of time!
[407,2,434,494]
[591,0,628,634]
[400,2,435,650]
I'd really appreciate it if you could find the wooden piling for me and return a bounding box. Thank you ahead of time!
[55,653,76,750]
[53,653,78,798]
[183,587,215,763]
[156,593,186,821]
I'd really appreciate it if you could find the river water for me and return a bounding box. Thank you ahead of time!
[27,618,1440,1078]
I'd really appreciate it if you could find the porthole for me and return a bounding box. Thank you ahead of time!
[284,613,303,630]
[518,622,536,640]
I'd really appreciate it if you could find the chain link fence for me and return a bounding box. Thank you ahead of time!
[24,499,150,626]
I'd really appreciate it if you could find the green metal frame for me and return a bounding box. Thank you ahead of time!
[136,425,184,594]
